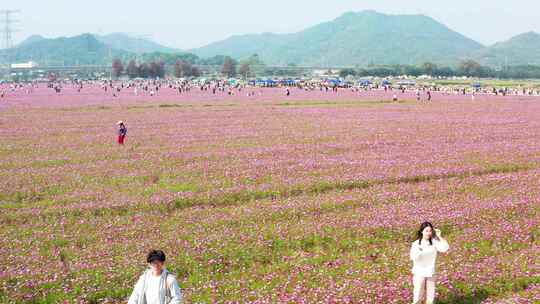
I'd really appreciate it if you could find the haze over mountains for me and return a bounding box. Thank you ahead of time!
[3,11,540,68]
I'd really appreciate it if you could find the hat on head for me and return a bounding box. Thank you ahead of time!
[117,121,124,125]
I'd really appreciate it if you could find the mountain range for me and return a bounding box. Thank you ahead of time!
[0,32,186,66]
[192,10,484,66]
[3,11,540,68]
[1,34,129,66]
[471,31,540,67]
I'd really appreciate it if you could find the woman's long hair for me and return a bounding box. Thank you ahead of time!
[416,222,434,246]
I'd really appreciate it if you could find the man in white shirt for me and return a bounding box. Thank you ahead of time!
[128,250,182,304]
[410,222,450,304]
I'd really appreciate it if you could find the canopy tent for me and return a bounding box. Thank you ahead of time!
[249,79,277,86]
[326,78,342,85]
[262,79,276,86]
[359,79,372,86]
[279,79,296,85]
[381,79,392,86]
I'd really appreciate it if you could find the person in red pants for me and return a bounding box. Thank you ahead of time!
[117,121,127,145]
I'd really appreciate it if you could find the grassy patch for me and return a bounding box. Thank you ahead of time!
[277,100,415,108]
[438,276,540,304]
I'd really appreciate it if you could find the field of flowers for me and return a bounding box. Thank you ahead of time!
[0,86,539,303]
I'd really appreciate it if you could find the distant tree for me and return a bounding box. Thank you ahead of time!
[402,65,423,77]
[421,62,437,76]
[173,61,183,78]
[239,54,266,76]
[356,68,369,77]
[126,60,139,79]
[146,61,165,78]
[148,62,158,78]
[142,52,200,66]
[435,66,454,77]
[238,63,250,78]
[368,67,394,77]
[339,68,356,78]
[200,55,228,66]
[155,61,165,78]
[174,60,194,78]
[111,58,124,78]
[138,63,149,78]
[191,66,201,78]
[458,60,484,77]
[221,56,237,78]
[500,65,540,79]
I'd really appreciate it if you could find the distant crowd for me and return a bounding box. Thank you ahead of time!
[2,78,540,101]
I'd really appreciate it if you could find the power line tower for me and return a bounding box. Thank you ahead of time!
[0,10,20,50]
[0,9,20,71]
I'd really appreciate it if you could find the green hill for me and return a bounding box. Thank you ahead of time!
[17,35,47,47]
[471,32,540,67]
[192,10,485,66]
[95,33,180,54]
[1,33,131,66]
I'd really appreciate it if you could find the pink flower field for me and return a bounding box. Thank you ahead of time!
[0,85,539,303]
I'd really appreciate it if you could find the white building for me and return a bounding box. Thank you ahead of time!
[11,61,38,69]
[313,69,340,77]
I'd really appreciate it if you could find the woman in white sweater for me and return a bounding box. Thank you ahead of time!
[410,222,450,304]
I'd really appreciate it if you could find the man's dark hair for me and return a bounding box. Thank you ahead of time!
[146,250,166,263]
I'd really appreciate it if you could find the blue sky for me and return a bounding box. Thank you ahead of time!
[5,0,540,49]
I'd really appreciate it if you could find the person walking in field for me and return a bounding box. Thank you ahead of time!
[117,121,127,145]
[410,222,449,304]
[128,250,183,304]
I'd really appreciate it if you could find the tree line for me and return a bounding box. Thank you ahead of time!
[111,53,258,79]
[112,59,166,79]
[111,55,241,79]
[112,55,540,80]
[339,61,540,79]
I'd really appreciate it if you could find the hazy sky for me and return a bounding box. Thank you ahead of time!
[5,0,540,49]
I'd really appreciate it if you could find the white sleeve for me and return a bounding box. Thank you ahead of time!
[410,241,422,261]
[128,276,144,304]
[435,238,449,253]
[169,277,183,304]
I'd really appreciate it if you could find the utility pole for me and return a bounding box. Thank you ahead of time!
[0,9,19,77]
[0,9,20,51]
